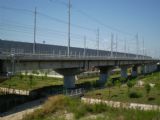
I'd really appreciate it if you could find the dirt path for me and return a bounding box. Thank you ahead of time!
[82,97,160,111]
[0,98,46,120]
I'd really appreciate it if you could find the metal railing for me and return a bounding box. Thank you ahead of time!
[0,49,155,61]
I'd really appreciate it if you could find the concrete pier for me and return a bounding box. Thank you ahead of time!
[55,68,82,89]
[120,66,128,79]
[131,66,138,77]
[98,67,112,84]
[142,64,157,74]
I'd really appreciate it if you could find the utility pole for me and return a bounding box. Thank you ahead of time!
[128,46,130,55]
[33,7,37,54]
[67,0,71,57]
[97,28,99,56]
[124,39,126,58]
[116,34,118,58]
[83,36,86,57]
[142,38,144,59]
[136,33,139,59]
[110,33,114,58]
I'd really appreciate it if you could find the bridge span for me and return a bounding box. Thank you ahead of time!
[0,53,159,89]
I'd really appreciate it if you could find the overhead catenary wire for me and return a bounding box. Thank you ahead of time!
[0,4,142,55]
[0,5,134,43]
[50,0,134,36]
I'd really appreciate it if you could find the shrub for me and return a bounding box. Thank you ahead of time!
[119,78,126,84]
[28,75,33,89]
[74,104,87,119]
[145,83,151,97]
[106,79,113,98]
[115,80,121,88]
[148,97,155,101]
[18,73,23,81]
[127,80,134,93]
[129,91,142,98]
[22,95,70,120]
[91,103,108,113]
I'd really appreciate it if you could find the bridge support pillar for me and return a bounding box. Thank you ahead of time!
[98,67,113,84]
[0,60,3,74]
[120,66,128,79]
[149,65,152,73]
[157,63,160,71]
[55,68,82,89]
[142,65,148,74]
[152,64,157,72]
[144,64,156,74]
[63,75,76,89]
[131,66,138,77]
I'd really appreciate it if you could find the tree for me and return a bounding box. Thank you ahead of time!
[36,71,39,76]
[29,75,33,89]
[107,79,112,99]
[120,77,126,84]
[19,72,23,81]
[45,72,48,78]
[127,80,134,93]
[115,79,121,88]
[145,83,151,97]
[40,70,44,80]
[25,71,28,80]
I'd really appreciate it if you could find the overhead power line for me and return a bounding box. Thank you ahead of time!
[0,6,33,13]
[0,6,96,32]
[50,0,134,36]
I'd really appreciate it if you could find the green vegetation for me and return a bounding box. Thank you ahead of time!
[0,75,99,91]
[129,91,142,98]
[22,95,160,120]
[0,68,130,91]
[145,83,151,97]
[106,78,113,99]
[85,72,160,105]
[0,75,63,90]
[127,80,135,93]
[1,71,160,119]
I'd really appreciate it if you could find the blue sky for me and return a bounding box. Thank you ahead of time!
[0,0,160,57]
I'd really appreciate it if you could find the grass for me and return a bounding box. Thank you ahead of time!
[0,74,99,91]
[84,71,160,105]
[0,75,63,90]
[22,95,160,120]
[0,75,99,91]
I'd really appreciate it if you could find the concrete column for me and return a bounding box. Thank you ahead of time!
[151,65,154,72]
[146,65,150,73]
[152,64,157,72]
[157,63,160,71]
[140,65,144,74]
[142,65,148,74]
[142,64,157,74]
[120,66,128,79]
[131,66,138,77]
[0,60,3,74]
[147,64,154,73]
[98,67,112,84]
[63,75,75,88]
[55,68,82,89]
